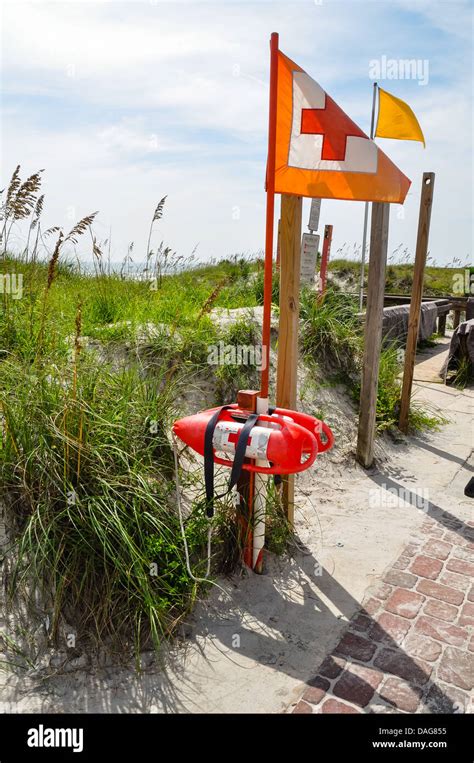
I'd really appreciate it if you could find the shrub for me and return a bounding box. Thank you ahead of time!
[301,289,445,432]
[0,353,211,654]
[300,288,361,379]
[214,318,261,402]
[254,266,279,306]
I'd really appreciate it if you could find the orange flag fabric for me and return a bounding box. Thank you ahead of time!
[274,51,411,203]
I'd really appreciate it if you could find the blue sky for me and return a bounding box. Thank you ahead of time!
[1,0,472,265]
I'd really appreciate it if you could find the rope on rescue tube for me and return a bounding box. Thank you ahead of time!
[172,432,213,582]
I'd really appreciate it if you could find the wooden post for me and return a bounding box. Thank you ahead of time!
[356,202,390,468]
[398,173,435,433]
[438,313,447,337]
[319,224,333,298]
[276,193,303,525]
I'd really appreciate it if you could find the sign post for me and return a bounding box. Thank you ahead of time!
[308,197,321,233]
[300,232,320,286]
[318,224,333,298]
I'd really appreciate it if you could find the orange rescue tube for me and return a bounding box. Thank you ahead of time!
[172,405,334,476]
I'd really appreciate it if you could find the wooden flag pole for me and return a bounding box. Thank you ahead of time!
[276,193,303,526]
[356,202,390,468]
[398,172,435,433]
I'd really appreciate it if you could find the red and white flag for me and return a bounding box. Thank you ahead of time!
[273,51,411,203]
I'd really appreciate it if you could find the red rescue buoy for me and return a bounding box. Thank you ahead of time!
[172,404,333,476]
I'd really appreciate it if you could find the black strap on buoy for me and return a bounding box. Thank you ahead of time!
[204,406,260,518]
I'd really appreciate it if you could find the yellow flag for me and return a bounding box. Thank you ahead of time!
[375,87,425,147]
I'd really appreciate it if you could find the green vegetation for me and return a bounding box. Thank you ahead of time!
[300,288,446,432]
[0,257,259,355]
[254,263,279,306]
[214,318,261,402]
[0,168,265,659]
[301,289,360,378]
[329,258,466,297]
[2,357,188,651]
[0,248,266,655]
[449,354,473,390]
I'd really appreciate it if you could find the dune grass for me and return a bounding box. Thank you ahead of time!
[300,288,446,432]
[0,248,264,656]
[329,258,466,297]
[1,356,198,651]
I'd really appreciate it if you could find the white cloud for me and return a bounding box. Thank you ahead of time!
[396,0,472,42]
[1,0,472,265]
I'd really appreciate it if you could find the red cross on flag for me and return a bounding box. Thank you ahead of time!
[273,51,411,203]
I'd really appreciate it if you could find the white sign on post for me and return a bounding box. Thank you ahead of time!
[300,233,320,286]
[308,198,321,232]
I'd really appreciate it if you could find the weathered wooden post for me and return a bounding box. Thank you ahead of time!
[276,193,303,525]
[398,172,435,433]
[319,224,333,298]
[356,202,390,468]
[438,313,447,337]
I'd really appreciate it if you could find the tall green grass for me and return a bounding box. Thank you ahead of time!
[0,345,212,653]
[300,289,361,378]
[329,258,466,297]
[0,257,262,659]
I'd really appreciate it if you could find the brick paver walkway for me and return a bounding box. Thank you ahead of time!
[291,513,474,714]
